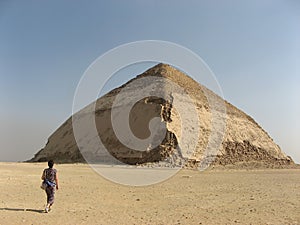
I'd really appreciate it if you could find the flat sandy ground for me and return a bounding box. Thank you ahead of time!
[0,163,299,225]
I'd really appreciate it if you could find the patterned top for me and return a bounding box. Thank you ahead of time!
[43,168,57,184]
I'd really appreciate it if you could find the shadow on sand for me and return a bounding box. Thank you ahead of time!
[0,207,44,213]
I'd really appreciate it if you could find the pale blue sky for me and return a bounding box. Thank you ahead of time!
[0,0,299,163]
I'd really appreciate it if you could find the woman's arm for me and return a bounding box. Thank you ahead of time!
[55,172,59,190]
[41,170,45,180]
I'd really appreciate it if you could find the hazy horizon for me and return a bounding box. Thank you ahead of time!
[0,1,299,163]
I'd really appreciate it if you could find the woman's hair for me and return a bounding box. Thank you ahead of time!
[48,160,54,168]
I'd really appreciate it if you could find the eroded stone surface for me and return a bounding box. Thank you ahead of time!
[29,63,294,168]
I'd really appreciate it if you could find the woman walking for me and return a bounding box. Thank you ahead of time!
[41,160,59,213]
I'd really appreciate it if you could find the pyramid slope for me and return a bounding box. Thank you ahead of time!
[29,64,294,168]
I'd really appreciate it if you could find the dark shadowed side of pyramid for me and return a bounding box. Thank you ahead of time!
[28,63,295,168]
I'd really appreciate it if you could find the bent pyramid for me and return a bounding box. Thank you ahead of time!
[29,63,294,168]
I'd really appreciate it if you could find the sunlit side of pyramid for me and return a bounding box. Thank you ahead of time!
[29,63,294,168]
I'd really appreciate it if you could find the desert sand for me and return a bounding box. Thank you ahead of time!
[0,162,299,225]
